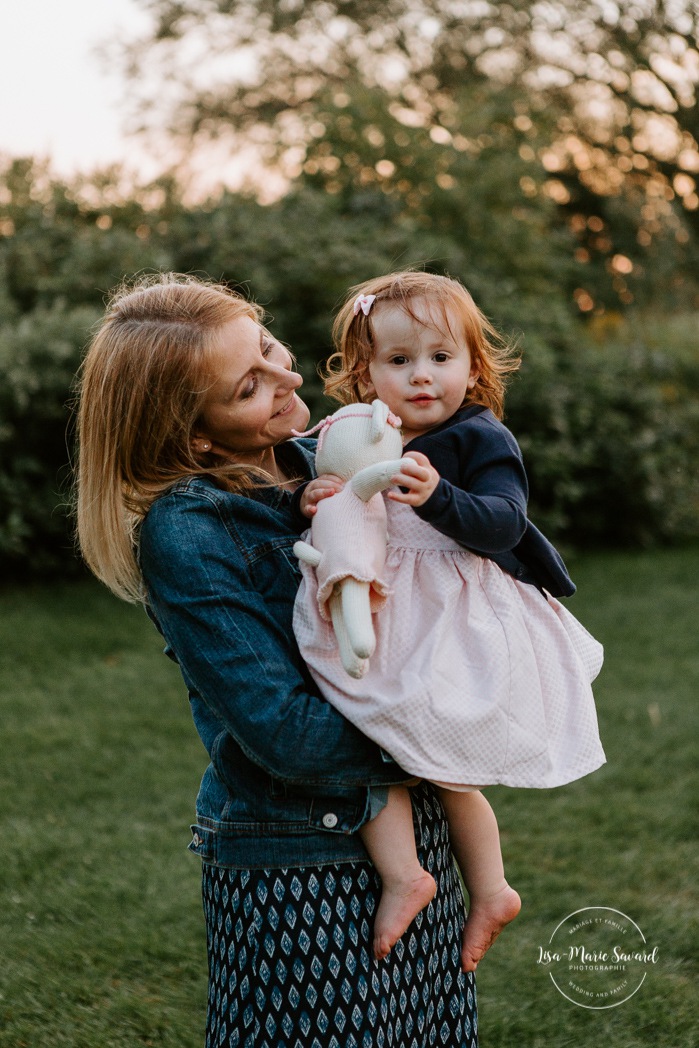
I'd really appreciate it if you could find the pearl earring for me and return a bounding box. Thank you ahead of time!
[201,441,211,451]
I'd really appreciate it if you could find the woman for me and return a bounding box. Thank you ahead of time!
[75,273,477,1047]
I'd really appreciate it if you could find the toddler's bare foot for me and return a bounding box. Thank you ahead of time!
[374,869,437,961]
[461,883,521,972]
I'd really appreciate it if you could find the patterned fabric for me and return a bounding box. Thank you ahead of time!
[294,498,605,790]
[202,786,477,1047]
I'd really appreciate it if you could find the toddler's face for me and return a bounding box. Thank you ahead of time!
[365,298,478,443]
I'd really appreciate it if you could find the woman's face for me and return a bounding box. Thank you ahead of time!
[195,315,310,463]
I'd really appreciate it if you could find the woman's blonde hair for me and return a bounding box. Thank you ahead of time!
[75,273,263,603]
[325,271,520,417]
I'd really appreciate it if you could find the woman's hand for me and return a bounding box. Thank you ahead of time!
[387,452,440,507]
[300,474,346,518]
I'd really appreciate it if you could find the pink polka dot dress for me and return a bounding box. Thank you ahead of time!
[293,497,605,789]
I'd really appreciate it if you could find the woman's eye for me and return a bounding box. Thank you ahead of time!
[262,338,275,357]
[240,377,258,400]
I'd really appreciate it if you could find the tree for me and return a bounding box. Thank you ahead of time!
[118,0,699,312]
[1,146,697,579]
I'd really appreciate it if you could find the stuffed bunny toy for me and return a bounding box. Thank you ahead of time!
[293,400,411,678]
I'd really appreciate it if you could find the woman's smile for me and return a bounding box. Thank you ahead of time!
[272,394,299,418]
[196,314,310,464]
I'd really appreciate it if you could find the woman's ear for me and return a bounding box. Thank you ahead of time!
[191,433,212,454]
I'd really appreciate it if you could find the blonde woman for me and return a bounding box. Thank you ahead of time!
[75,273,477,1048]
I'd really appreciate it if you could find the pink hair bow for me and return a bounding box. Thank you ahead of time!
[353,293,376,316]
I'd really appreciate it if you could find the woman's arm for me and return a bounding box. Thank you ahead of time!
[140,487,404,789]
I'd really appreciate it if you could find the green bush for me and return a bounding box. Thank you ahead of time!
[508,320,699,547]
[0,301,99,578]
[0,159,697,578]
[2,300,697,580]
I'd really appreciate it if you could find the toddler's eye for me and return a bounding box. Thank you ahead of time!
[390,355,408,366]
[433,352,449,362]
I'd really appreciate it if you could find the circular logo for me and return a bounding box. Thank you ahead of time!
[537,907,659,1009]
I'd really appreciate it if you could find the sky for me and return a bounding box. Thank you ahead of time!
[0,0,154,177]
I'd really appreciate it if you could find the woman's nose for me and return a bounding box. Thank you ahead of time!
[275,364,303,390]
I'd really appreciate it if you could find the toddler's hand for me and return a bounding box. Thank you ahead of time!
[387,452,440,507]
[300,475,345,518]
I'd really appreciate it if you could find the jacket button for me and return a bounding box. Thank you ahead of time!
[322,812,339,828]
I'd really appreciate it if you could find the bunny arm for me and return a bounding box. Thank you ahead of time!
[350,457,413,503]
[293,540,322,567]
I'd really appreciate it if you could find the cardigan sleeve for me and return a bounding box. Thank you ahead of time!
[411,415,529,554]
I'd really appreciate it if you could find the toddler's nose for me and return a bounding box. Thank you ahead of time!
[410,363,433,384]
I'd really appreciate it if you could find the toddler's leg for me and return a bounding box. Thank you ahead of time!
[360,785,437,960]
[438,787,521,972]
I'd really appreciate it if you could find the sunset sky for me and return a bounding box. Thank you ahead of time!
[1,0,152,175]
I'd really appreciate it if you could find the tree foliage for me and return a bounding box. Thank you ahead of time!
[120,0,699,314]
[3,2,699,574]
[1,155,698,579]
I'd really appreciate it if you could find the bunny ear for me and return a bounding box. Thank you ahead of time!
[370,399,390,442]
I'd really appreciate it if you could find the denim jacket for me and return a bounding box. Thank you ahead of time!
[138,438,406,870]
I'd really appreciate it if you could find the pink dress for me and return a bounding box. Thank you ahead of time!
[306,483,391,620]
[293,498,605,789]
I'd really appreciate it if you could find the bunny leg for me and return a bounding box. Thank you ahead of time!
[329,587,368,679]
[340,578,376,661]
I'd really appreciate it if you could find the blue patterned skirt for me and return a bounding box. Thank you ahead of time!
[202,784,477,1047]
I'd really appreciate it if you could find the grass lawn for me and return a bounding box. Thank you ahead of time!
[1,547,697,1047]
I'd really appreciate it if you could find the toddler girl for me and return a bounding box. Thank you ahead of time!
[293,271,605,971]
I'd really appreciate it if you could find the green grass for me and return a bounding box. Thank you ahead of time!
[478,546,699,1046]
[0,581,207,1047]
[1,549,697,1047]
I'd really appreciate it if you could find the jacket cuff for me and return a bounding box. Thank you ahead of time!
[413,477,451,522]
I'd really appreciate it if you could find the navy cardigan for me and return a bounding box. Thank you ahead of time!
[405,405,575,597]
